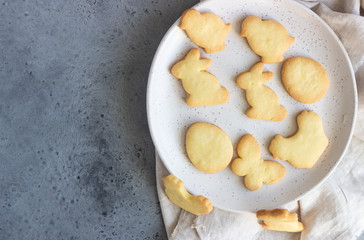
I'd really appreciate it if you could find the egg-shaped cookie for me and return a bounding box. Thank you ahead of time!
[281,57,329,103]
[186,122,233,173]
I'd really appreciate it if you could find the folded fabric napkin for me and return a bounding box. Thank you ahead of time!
[156,0,364,239]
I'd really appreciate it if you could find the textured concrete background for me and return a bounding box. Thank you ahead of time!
[0,0,197,239]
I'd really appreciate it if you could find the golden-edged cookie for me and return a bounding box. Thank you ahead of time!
[163,174,213,215]
[236,62,287,121]
[171,48,229,107]
[186,122,233,173]
[231,134,286,191]
[240,16,295,63]
[257,209,304,232]
[180,9,231,54]
[269,110,329,168]
[281,56,329,103]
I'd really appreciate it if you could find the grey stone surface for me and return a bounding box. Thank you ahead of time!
[0,0,198,239]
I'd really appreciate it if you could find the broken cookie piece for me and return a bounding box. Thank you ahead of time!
[257,209,304,232]
[162,174,213,215]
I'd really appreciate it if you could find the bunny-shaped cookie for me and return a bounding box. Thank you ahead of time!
[236,62,287,121]
[231,134,286,191]
[171,48,229,107]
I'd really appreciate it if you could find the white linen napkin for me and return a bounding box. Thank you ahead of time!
[156,1,364,239]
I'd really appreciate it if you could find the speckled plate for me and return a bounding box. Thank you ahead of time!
[147,0,357,212]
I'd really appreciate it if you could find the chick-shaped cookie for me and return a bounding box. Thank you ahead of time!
[269,110,329,168]
[257,209,304,232]
[236,62,287,121]
[241,16,295,63]
[162,174,213,215]
[231,134,286,191]
[180,9,232,54]
[171,48,229,107]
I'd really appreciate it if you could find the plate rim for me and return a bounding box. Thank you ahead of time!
[146,0,358,212]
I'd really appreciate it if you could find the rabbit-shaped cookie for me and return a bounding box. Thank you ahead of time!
[241,16,295,63]
[180,9,231,54]
[231,134,286,191]
[236,62,287,121]
[171,48,229,107]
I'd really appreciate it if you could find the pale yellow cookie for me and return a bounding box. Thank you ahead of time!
[236,62,287,121]
[257,209,304,232]
[282,56,329,103]
[231,134,286,191]
[269,110,329,168]
[180,9,231,54]
[257,209,297,222]
[171,48,229,107]
[240,16,295,63]
[163,174,213,215]
[186,122,233,173]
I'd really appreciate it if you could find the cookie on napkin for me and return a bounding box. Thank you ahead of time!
[257,209,304,232]
[163,174,213,215]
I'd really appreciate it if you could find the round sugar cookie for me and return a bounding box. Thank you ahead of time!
[186,122,233,173]
[281,57,329,103]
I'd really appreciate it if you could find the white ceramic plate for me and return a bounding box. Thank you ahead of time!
[147,0,357,212]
